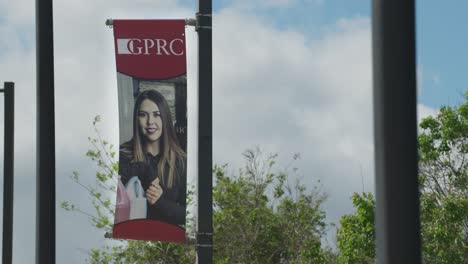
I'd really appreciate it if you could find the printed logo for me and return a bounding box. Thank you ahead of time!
[117,38,184,56]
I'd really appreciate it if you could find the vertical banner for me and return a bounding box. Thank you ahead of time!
[111,20,187,243]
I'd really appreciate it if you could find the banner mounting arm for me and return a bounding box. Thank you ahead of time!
[105,18,197,27]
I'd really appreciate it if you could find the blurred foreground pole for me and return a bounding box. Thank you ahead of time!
[2,82,14,264]
[36,0,56,263]
[196,0,213,262]
[372,1,421,263]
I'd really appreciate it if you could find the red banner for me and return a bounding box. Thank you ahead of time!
[112,19,187,243]
[113,20,186,79]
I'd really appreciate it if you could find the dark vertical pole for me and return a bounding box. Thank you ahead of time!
[372,1,421,263]
[2,82,14,264]
[196,0,213,262]
[36,0,56,263]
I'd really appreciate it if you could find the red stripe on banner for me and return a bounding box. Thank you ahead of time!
[113,19,187,79]
[113,219,185,243]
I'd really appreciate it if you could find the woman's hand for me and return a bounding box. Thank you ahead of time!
[146,178,163,205]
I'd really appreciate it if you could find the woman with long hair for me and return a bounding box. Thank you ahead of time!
[119,89,186,226]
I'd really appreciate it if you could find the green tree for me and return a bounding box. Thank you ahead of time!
[336,192,375,264]
[418,92,468,263]
[336,92,468,263]
[213,149,330,263]
[62,118,333,263]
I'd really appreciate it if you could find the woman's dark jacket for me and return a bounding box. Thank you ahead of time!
[119,148,186,226]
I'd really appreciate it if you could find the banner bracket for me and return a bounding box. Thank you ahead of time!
[105,18,198,28]
[185,18,197,27]
[105,19,113,28]
[195,12,212,31]
[196,232,213,250]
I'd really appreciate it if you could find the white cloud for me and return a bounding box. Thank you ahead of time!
[213,10,375,235]
[418,103,438,124]
[0,0,34,26]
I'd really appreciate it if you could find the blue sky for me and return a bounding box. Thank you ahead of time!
[417,1,468,107]
[0,0,466,263]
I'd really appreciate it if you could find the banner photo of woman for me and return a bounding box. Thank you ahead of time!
[111,20,187,243]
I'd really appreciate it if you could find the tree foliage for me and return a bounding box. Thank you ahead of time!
[213,149,330,263]
[62,118,332,263]
[336,192,375,264]
[418,92,468,263]
[336,92,468,263]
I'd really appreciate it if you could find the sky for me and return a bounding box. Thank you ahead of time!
[0,0,466,263]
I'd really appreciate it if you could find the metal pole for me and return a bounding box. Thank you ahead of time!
[36,0,56,263]
[2,82,14,264]
[196,0,213,262]
[372,1,421,263]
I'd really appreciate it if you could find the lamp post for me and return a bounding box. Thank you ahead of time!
[372,1,421,263]
[36,0,56,262]
[196,0,213,263]
[1,81,14,264]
